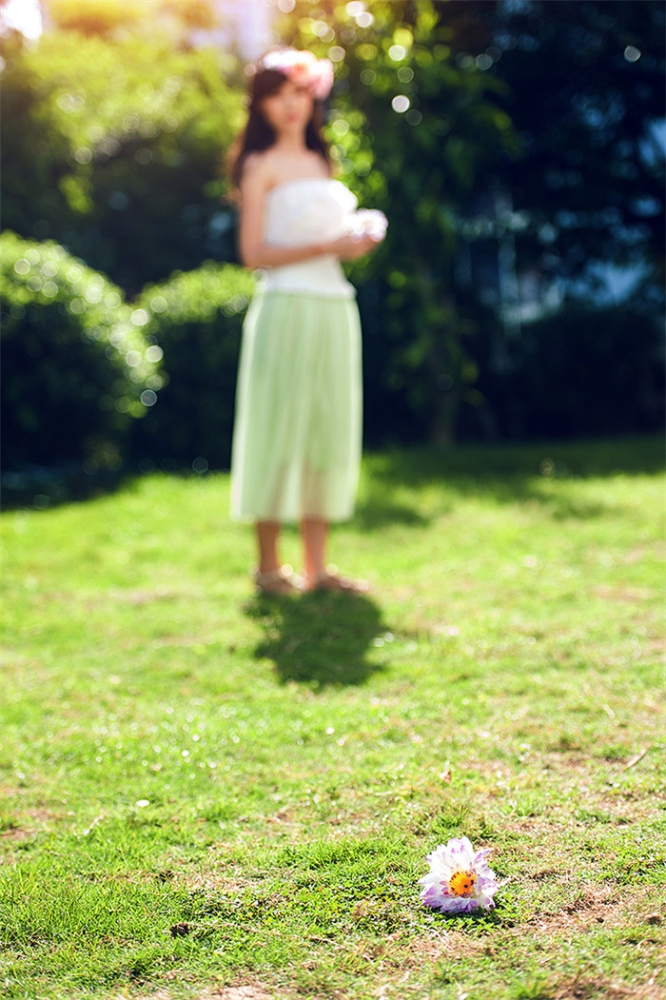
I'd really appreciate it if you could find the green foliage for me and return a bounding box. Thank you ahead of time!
[0,231,161,468]
[131,262,256,469]
[0,440,664,997]
[0,29,245,295]
[468,303,665,440]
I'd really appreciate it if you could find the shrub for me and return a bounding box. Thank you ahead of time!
[468,300,665,441]
[131,262,255,470]
[1,231,163,469]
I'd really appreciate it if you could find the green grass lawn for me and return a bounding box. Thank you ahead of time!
[1,437,664,1000]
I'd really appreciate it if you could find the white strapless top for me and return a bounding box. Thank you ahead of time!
[256,177,359,299]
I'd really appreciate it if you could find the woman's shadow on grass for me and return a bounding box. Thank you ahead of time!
[244,589,388,688]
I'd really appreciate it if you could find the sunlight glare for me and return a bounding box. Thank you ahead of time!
[2,0,42,38]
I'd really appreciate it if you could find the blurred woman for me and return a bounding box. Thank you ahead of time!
[228,48,386,594]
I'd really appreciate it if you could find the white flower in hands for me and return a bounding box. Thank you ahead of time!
[419,837,499,914]
[346,209,388,242]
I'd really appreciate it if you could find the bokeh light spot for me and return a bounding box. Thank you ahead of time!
[356,43,377,60]
[389,45,406,62]
[313,20,335,43]
[331,118,350,137]
[150,295,167,313]
[392,95,410,113]
[108,191,129,211]
[624,45,641,62]
[145,345,163,363]
[131,308,149,327]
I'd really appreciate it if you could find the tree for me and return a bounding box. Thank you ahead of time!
[457,0,665,305]
[436,0,666,440]
[1,23,245,296]
[278,0,664,444]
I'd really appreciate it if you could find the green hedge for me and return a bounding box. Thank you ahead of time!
[1,231,162,469]
[131,262,255,470]
[466,300,665,442]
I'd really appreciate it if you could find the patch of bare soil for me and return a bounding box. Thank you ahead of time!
[407,885,664,960]
[88,586,179,609]
[0,825,32,842]
[209,987,274,1000]
[125,587,178,606]
[551,976,666,1000]
[0,807,60,845]
[593,585,658,602]
[525,883,661,935]
[127,986,278,1000]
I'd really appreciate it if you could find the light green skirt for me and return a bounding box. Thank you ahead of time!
[230,290,362,523]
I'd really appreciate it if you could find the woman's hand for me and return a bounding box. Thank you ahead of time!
[325,232,384,261]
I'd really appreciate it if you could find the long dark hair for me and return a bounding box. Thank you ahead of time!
[227,60,332,194]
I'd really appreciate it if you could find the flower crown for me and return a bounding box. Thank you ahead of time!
[260,48,334,101]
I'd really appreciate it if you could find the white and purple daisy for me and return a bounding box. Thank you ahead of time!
[419,836,498,914]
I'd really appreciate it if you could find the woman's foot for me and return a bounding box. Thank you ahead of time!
[305,565,370,594]
[253,564,300,595]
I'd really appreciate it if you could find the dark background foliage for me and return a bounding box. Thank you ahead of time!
[284,0,664,446]
[130,263,255,470]
[1,232,160,469]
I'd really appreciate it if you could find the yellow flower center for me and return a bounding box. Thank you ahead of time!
[448,870,477,897]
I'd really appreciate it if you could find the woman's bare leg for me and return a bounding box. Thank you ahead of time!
[301,516,328,585]
[301,517,369,593]
[256,520,281,574]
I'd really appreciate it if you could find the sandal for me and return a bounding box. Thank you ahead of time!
[307,566,370,594]
[253,565,300,595]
